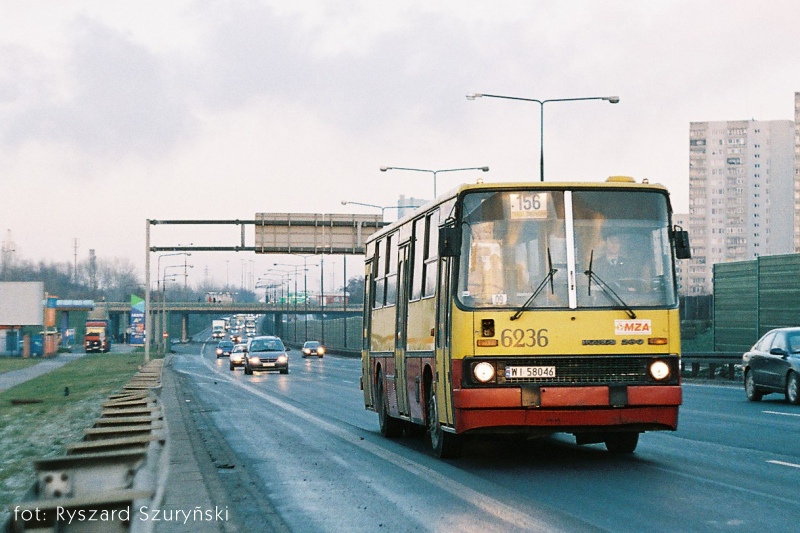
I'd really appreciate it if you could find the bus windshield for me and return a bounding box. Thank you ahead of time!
[456,189,678,310]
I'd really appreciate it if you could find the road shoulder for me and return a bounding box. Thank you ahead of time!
[158,355,290,533]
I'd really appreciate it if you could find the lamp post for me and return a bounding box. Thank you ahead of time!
[273,263,309,343]
[156,253,190,350]
[265,270,290,305]
[380,166,489,199]
[340,200,421,221]
[466,92,619,181]
[256,277,284,335]
[156,253,191,296]
[292,255,321,341]
[162,264,190,353]
[264,269,291,337]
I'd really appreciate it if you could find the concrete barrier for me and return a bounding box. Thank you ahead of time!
[5,359,168,533]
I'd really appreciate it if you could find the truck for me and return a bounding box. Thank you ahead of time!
[244,316,256,337]
[212,319,225,339]
[84,319,111,353]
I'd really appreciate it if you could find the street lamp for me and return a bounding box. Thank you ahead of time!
[273,263,309,342]
[161,264,191,353]
[293,254,322,341]
[265,269,290,304]
[256,277,285,335]
[466,92,619,182]
[340,200,421,220]
[380,166,489,198]
[156,253,190,350]
[156,253,191,293]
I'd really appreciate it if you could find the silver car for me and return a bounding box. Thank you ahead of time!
[244,336,289,375]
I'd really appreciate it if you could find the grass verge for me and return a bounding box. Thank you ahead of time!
[0,353,158,513]
[0,358,41,375]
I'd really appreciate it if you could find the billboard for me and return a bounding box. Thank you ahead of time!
[130,294,145,345]
[0,282,44,326]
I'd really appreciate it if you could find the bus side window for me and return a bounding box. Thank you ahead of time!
[374,238,385,308]
[411,217,425,301]
[423,210,439,298]
[385,233,398,306]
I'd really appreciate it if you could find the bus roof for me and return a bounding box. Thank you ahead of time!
[366,177,672,244]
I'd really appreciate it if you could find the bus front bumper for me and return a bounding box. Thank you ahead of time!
[452,385,682,433]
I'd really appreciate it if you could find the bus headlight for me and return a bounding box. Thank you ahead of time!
[649,360,671,381]
[473,362,496,383]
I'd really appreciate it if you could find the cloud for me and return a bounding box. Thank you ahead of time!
[1,16,196,163]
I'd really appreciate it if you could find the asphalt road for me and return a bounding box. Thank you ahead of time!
[170,342,800,533]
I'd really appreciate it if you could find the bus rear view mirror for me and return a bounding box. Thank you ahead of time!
[439,226,462,257]
[673,227,690,259]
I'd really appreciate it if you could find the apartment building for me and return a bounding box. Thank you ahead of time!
[672,213,689,294]
[795,93,800,252]
[686,112,795,294]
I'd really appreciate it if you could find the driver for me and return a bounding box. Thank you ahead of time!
[595,233,637,281]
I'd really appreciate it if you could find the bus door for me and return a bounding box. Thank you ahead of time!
[435,256,454,425]
[362,269,374,409]
[394,244,410,416]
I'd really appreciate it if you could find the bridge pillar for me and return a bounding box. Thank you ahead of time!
[181,314,189,343]
[275,312,284,338]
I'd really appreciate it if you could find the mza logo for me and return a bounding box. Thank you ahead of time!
[614,319,652,335]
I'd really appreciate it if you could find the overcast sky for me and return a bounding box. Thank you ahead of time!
[2,0,798,292]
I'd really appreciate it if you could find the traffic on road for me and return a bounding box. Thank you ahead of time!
[169,323,800,533]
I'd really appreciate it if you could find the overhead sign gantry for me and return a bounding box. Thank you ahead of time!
[143,213,386,362]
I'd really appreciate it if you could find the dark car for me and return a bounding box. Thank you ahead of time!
[229,343,247,371]
[302,341,325,358]
[244,336,289,375]
[742,327,800,404]
[216,340,235,358]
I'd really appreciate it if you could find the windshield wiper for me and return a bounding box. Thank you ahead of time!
[511,249,557,321]
[584,250,637,319]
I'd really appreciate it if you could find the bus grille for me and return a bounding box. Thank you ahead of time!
[494,356,665,385]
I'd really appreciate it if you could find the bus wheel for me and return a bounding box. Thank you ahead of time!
[426,387,462,458]
[376,371,403,438]
[604,432,639,454]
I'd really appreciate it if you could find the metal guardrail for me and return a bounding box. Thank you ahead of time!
[5,360,167,532]
[681,352,742,381]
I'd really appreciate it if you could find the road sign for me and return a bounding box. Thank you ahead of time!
[254,213,383,254]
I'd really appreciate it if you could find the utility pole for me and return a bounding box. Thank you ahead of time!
[73,238,79,283]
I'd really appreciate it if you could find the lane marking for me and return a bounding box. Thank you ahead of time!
[175,355,583,532]
[763,410,800,418]
[767,460,800,469]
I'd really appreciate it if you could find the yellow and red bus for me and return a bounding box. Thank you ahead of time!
[360,177,690,457]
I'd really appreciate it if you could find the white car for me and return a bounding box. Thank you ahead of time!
[229,343,248,370]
